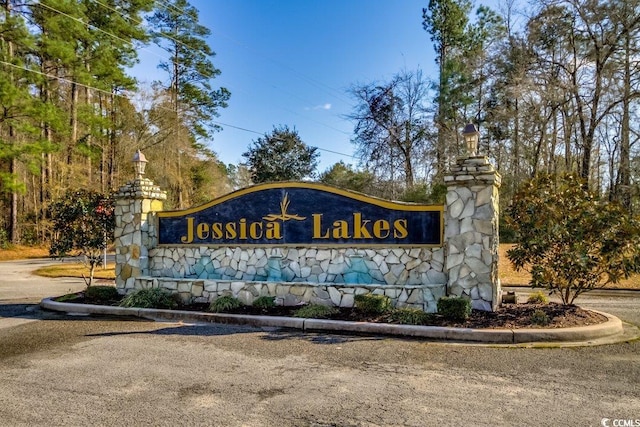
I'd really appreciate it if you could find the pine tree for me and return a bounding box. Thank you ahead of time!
[148,0,230,207]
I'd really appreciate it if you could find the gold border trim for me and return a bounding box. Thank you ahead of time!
[157,181,444,218]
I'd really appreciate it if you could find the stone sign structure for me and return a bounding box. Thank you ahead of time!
[115,153,501,312]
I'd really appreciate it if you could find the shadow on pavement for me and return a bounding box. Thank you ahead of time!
[83,322,385,345]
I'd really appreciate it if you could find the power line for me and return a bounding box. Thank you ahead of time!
[211,120,356,159]
[0,59,357,160]
[35,0,352,137]
[149,0,354,107]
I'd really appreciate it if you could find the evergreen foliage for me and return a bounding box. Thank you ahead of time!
[507,173,640,304]
[437,296,472,321]
[243,126,319,183]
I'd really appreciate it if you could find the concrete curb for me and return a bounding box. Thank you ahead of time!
[40,298,625,344]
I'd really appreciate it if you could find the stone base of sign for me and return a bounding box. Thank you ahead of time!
[145,246,446,287]
[127,277,446,313]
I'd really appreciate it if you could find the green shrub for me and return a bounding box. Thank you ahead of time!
[391,308,432,325]
[530,309,550,326]
[119,288,179,309]
[253,295,276,309]
[354,293,392,315]
[293,304,339,319]
[527,290,549,304]
[209,295,243,313]
[507,173,640,305]
[437,296,472,321]
[85,285,119,302]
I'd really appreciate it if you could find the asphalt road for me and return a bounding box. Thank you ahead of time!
[0,260,639,426]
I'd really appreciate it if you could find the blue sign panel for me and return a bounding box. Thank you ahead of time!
[157,183,443,246]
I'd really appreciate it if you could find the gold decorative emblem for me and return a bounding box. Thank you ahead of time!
[262,192,306,222]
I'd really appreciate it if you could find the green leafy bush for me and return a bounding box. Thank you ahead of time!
[49,190,115,287]
[293,304,339,319]
[209,295,243,313]
[530,309,550,326]
[507,173,640,304]
[253,295,276,309]
[527,290,549,304]
[85,285,119,302]
[119,288,179,309]
[391,308,432,325]
[354,293,392,315]
[437,296,472,321]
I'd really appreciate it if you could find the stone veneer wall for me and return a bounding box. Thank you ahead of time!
[134,246,447,312]
[147,246,445,286]
[444,156,501,310]
[114,178,166,291]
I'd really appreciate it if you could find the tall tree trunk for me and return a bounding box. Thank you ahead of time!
[68,81,78,168]
[618,30,632,212]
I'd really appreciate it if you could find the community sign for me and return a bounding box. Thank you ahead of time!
[157,183,443,246]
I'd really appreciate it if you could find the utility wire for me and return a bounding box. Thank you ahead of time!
[0,59,357,160]
[34,0,351,139]
[150,0,354,106]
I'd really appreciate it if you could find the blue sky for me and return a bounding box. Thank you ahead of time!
[134,0,440,172]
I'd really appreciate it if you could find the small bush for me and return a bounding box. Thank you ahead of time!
[437,296,472,321]
[527,290,549,304]
[391,308,432,325]
[85,285,119,302]
[253,295,276,309]
[530,309,550,326]
[354,293,392,315]
[119,288,179,309]
[209,295,243,313]
[293,304,339,319]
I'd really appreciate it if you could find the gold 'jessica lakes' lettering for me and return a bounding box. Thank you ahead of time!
[181,217,282,244]
[312,213,408,240]
[180,213,410,244]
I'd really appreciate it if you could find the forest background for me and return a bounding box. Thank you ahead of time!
[0,0,639,246]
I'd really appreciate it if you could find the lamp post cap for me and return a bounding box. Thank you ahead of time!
[462,123,479,135]
[133,149,148,163]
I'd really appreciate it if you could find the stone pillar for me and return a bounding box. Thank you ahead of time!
[114,177,166,294]
[444,156,501,311]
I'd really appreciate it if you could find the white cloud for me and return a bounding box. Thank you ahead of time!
[305,103,332,111]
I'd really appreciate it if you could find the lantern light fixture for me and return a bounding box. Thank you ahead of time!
[462,123,480,157]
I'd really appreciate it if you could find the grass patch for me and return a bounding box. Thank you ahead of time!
[390,308,433,325]
[55,293,82,303]
[499,243,640,289]
[0,245,49,261]
[293,304,339,319]
[437,296,472,321]
[120,288,179,309]
[253,296,276,309]
[354,294,392,315]
[209,295,243,313]
[33,262,115,280]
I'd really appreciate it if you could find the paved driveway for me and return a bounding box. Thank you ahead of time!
[0,260,639,426]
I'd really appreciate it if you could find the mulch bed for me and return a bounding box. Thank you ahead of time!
[63,294,607,329]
